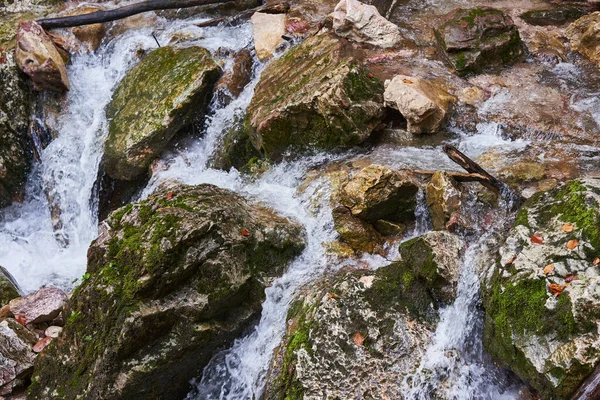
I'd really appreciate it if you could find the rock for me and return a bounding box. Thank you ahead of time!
[15,21,69,92]
[426,171,462,231]
[384,75,456,134]
[434,8,523,76]
[32,336,52,353]
[521,6,588,27]
[29,184,305,400]
[64,5,107,51]
[332,205,382,254]
[250,12,286,61]
[209,112,262,171]
[0,318,37,396]
[9,287,67,324]
[373,218,405,236]
[214,49,253,104]
[245,33,385,161]
[332,0,402,48]
[340,164,419,223]
[0,266,20,307]
[102,46,221,181]
[263,231,464,399]
[43,326,62,338]
[482,179,600,399]
[566,12,600,68]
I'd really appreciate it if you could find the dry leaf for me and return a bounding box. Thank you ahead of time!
[240,229,250,237]
[548,283,565,297]
[531,234,544,244]
[505,255,518,266]
[353,332,365,346]
[402,78,413,84]
[565,274,579,283]
[15,314,26,326]
[567,240,579,250]
[327,293,339,300]
[461,22,468,28]
[562,223,574,232]
[33,336,52,353]
[594,257,600,265]
[166,192,174,200]
[543,264,555,275]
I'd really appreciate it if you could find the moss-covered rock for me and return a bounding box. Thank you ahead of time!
[245,33,385,161]
[209,111,263,172]
[29,184,305,400]
[332,205,382,254]
[263,231,464,399]
[434,8,523,76]
[103,46,221,181]
[0,48,33,208]
[482,179,600,399]
[0,266,20,307]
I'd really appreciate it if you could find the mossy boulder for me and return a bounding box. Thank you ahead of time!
[331,205,382,254]
[482,179,600,399]
[263,231,464,399]
[245,33,385,161]
[102,46,221,181]
[0,266,20,307]
[28,184,305,400]
[0,48,33,208]
[209,111,262,172]
[434,8,523,76]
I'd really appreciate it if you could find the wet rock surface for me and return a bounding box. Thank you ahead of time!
[0,266,20,307]
[566,12,600,68]
[263,231,464,399]
[102,45,221,181]
[0,318,37,396]
[29,184,305,400]
[9,287,67,325]
[483,179,600,399]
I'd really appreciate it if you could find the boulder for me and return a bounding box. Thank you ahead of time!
[250,12,286,61]
[102,46,221,181]
[14,21,69,92]
[29,184,305,400]
[332,0,402,48]
[384,75,455,134]
[64,5,108,51]
[434,8,523,76]
[0,266,20,307]
[340,164,419,223]
[9,287,67,324]
[482,179,600,399]
[263,231,464,399]
[209,112,262,171]
[0,49,32,208]
[566,12,600,68]
[214,49,253,104]
[520,6,588,27]
[0,318,37,396]
[332,205,382,254]
[426,171,462,231]
[245,33,385,161]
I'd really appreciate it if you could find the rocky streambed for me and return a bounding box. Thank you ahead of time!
[1,0,600,399]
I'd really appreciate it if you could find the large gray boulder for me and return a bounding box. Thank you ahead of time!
[29,184,305,400]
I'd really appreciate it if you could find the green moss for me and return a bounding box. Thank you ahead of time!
[514,208,529,227]
[455,52,467,71]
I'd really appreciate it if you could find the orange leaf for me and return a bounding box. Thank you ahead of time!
[548,283,565,297]
[240,229,250,237]
[15,314,26,326]
[166,192,174,200]
[461,22,468,28]
[353,332,365,346]
[565,274,578,283]
[402,78,413,84]
[531,234,544,244]
[327,293,339,300]
[543,264,554,275]
[33,336,52,353]
[567,240,579,250]
[594,257,600,265]
[505,255,517,266]
[562,223,574,232]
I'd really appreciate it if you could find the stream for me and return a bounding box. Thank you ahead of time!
[2,4,600,399]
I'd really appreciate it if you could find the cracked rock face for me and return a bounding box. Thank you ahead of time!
[482,179,600,399]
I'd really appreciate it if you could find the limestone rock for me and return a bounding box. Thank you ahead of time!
[9,287,67,324]
[0,318,37,396]
[65,5,107,51]
[209,112,262,171]
[214,49,253,103]
[332,0,402,48]
[340,164,419,222]
[263,231,464,399]
[245,33,385,160]
[332,205,382,254]
[384,75,455,134]
[0,266,20,307]
[251,12,286,61]
[426,171,461,231]
[566,12,600,68]
[15,21,69,92]
[102,46,221,181]
[29,184,305,400]
[434,8,523,76]
[482,179,600,399]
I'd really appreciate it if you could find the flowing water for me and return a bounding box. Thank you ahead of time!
[2,8,600,400]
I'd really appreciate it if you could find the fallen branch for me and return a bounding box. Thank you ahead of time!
[195,2,289,27]
[37,0,235,29]
[442,144,504,195]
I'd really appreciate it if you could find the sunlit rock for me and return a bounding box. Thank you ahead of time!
[29,184,306,399]
[332,0,402,48]
[426,171,462,231]
[102,45,221,181]
[566,12,600,68]
[9,287,67,324]
[15,21,70,92]
[250,12,286,61]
